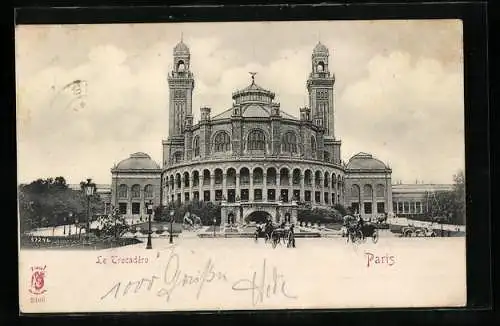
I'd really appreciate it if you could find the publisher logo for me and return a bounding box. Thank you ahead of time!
[29,265,47,296]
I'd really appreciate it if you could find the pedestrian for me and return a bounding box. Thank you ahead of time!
[289,224,296,248]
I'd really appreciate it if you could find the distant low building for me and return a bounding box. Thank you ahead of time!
[391,183,454,218]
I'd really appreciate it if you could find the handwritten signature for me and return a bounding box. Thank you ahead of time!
[100,246,227,302]
[231,258,297,306]
[100,247,297,306]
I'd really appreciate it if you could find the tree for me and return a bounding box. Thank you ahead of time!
[452,170,466,225]
[425,170,466,225]
[298,206,343,224]
[333,204,348,216]
[18,177,105,233]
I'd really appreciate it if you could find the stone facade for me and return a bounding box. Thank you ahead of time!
[110,153,162,220]
[161,40,352,226]
[110,39,398,226]
[344,153,393,220]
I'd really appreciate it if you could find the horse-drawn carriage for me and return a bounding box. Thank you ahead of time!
[343,215,379,244]
[255,222,295,248]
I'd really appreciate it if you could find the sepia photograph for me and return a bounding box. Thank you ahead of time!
[16,19,466,313]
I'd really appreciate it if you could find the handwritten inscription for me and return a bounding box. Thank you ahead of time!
[156,250,227,302]
[231,259,297,306]
[100,246,228,302]
[365,251,396,267]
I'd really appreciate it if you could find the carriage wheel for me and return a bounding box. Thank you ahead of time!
[372,230,379,243]
[356,230,364,243]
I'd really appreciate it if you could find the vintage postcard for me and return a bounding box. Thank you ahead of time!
[16,20,466,313]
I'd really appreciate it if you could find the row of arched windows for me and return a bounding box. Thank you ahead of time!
[164,168,345,190]
[118,184,154,199]
[350,184,386,198]
[191,131,318,155]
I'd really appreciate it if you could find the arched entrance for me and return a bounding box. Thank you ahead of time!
[245,211,272,224]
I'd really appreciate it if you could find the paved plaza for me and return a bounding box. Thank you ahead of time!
[20,235,466,313]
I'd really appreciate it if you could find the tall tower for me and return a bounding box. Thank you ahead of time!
[306,42,335,137]
[167,37,195,137]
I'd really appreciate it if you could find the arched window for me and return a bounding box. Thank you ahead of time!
[214,132,231,152]
[177,60,185,72]
[363,184,373,198]
[174,151,183,163]
[144,185,154,198]
[131,184,140,199]
[376,184,385,197]
[311,136,317,158]
[324,151,330,162]
[118,184,128,198]
[253,167,263,184]
[248,130,266,151]
[317,62,324,72]
[351,184,360,197]
[193,136,200,157]
[282,132,297,153]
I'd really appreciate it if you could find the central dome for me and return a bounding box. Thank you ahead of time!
[232,76,275,105]
[114,152,160,171]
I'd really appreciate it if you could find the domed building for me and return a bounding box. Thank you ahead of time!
[110,152,162,219]
[110,39,394,224]
[345,152,393,219]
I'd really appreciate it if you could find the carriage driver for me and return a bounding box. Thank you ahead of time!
[357,214,365,239]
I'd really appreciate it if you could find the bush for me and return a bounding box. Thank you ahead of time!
[297,207,343,224]
[155,200,221,226]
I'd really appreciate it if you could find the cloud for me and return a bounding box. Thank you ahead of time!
[337,51,464,183]
[15,22,464,185]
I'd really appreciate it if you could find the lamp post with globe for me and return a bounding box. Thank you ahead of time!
[68,212,73,236]
[146,200,153,249]
[169,210,175,244]
[81,178,96,241]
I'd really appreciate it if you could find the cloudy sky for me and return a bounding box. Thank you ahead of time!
[15,20,464,185]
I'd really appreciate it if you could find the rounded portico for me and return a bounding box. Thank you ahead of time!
[111,152,162,220]
[344,152,393,220]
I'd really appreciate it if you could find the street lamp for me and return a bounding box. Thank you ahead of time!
[169,210,175,244]
[68,212,73,236]
[82,178,96,240]
[146,201,153,249]
[213,217,216,238]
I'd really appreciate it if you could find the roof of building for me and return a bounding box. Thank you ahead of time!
[211,105,298,120]
[113,152,161,171]
[173,40,190,55]
[313,42,329,55]
[346,152,388,170]
[392,184,454,193]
